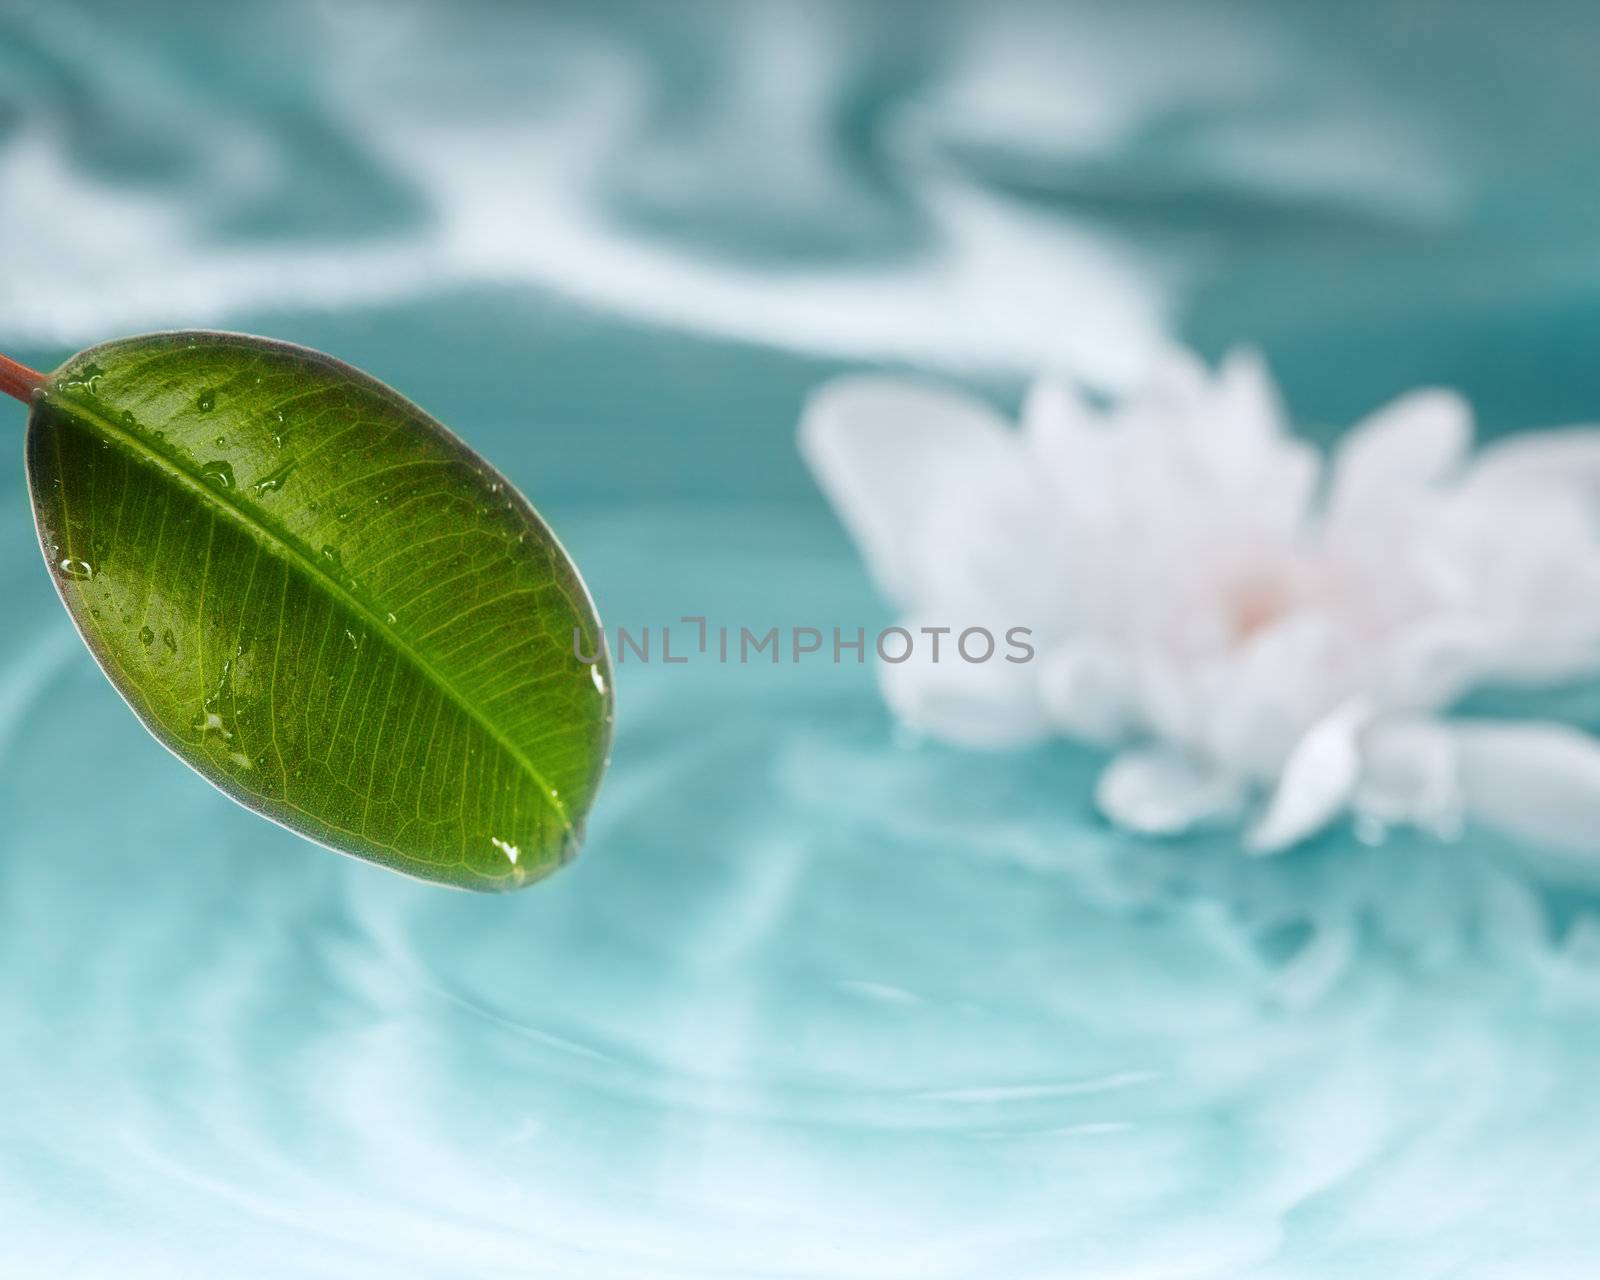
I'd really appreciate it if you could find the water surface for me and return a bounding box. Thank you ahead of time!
[4,2,1600,1276]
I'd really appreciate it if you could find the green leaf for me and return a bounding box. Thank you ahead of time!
[22,331,612,890]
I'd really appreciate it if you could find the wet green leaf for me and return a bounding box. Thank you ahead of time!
[23,332,612,890]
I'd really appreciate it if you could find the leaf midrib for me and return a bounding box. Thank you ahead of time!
[48,384,576,839]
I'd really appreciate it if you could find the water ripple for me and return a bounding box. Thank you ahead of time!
[4,507,1598,1274]
[6,3,1600,1273]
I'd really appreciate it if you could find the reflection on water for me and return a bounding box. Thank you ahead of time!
[5,1,1600,1275]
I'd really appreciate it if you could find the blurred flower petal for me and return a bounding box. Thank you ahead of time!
[1454,720,1600,857]
[1206,347,1288,472]
[799,377,1026,610]
[1355,715,1461,836]
[1096,748,1244,836]
[878,625,1049,749]
[805,344,1600,853]
[1038,640,1135,743]
[1374,618,1498,710]
[1326,388,1471,523]
[1247,703,1367,854]
[1466,427,1600,499]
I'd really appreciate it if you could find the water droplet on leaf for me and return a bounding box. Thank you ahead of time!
[249,458,297,496]
[199,460,235,490]
[490,836,520,865]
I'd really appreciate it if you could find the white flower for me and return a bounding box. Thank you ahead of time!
[800,345,1600,855]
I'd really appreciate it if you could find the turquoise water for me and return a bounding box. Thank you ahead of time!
[6,2,1600,1275]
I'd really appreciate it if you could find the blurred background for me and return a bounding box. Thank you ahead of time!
[4,1,1600,1276]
